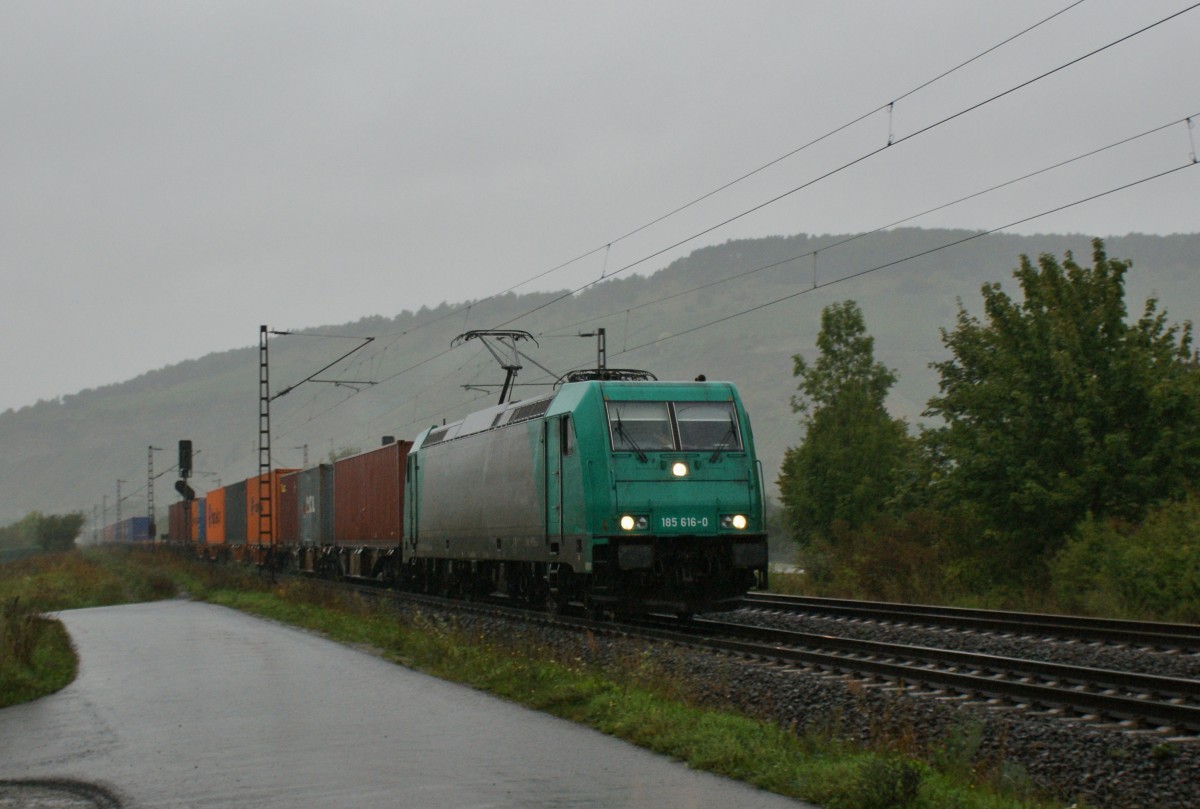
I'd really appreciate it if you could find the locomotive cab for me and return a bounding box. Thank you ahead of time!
[583,381,769,614]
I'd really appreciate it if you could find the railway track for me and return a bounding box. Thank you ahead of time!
[296,576,1200,737]
[742,592,1200,650]
[626,615,1200,737]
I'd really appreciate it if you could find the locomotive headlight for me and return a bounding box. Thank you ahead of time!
[620,515,649,531]
[721,514,748,530]
[671,462,689,477]
[620,515,635,531]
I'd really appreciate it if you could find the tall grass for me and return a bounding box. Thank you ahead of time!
[0,547,183,708]
[0,597,76,706]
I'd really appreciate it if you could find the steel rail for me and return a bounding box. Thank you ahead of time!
[743,593,1200,649]
[286,575,1200,734]
[698,618,1200,700]
[625,617,1200,734]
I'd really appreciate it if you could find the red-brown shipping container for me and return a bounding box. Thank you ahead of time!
[333,440,412,547]
[278,471,300,544]
[246,469,299,546]
[168,501,188,541]
[206,486,227,545]
[168,499,205,541]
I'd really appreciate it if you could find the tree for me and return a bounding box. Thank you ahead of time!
[925,240,1200,573]
[778,301,914,546]
[34,512,85,552]
[327,446,361,464]
[0,513,40,550]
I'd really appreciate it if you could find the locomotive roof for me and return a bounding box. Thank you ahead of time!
[413,379,741,450]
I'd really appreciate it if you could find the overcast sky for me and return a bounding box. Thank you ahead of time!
[2,0,1197,414]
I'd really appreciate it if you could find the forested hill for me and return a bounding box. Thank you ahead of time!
[1,228,1196,530]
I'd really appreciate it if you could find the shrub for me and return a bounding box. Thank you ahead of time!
[1051,493,1200,621]
[0,597,77,707]
[855,755,925,809]
[796,508,980,603]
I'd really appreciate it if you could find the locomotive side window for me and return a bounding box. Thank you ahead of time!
[607,402,674,451]
[560,415,574,456]
[675,402,741,452]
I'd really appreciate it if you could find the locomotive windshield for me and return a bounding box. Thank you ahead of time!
[675,401,742,451]
[606,400,742,453]
[608,401,674,451]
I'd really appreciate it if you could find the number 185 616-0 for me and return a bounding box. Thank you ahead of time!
[659,516,709,529]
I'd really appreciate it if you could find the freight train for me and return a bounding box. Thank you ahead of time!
[162,372,769,616]
[100,516,155,544]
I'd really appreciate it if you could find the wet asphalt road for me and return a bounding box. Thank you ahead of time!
[0,600,814,808]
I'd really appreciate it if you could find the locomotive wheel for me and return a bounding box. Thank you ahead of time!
[545,591,567,616]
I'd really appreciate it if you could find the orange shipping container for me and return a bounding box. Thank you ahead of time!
[246,469,299,546]
[206,486,227,545]
[168,501,188,541]
[278,471,300,544]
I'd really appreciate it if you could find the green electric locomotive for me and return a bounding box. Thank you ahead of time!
[403,373,768,616]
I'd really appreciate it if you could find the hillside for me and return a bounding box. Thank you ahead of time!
[2,228,1196,531]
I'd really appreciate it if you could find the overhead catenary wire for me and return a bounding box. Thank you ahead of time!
[386,169,1200,438]
[273,157,1198,448]
[128,151,1194,511]
[608,161,1199,360]
[241,0,1134,419]
[534,113,1199,341]
[106,4,1196,509]
[318,0,1094,369]
[493,2,1200,331]
[253,100,1200,476]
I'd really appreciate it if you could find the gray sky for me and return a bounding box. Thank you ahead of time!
[2,0,1197,414]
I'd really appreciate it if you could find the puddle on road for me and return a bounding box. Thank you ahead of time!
[0,779,121,808]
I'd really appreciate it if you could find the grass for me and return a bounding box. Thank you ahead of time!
[0,548,1069,809]
[0,547,191,707]
[0,597,76,706]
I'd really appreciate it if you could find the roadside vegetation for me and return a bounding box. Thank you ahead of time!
[1,547,1066,809]
[0,511,86,562]
[0,549,179,706]
[0,597,74,707]
[777,241,1200,621]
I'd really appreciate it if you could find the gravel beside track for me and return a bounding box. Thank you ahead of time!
[721,607,1200,681]
[410,601,1200,809]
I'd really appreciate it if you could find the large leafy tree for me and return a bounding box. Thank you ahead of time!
[35,512,85,552]
[925,240,1199,570]
[0,513,39,549]
[779,301,914,546]
[0,512,84,553]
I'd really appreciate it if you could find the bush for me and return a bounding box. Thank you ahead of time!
[795,509,980,603]
[1,597,43,668]
[0,597,77,707]
[855,755,925,809]
[1051,494,1200,622]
